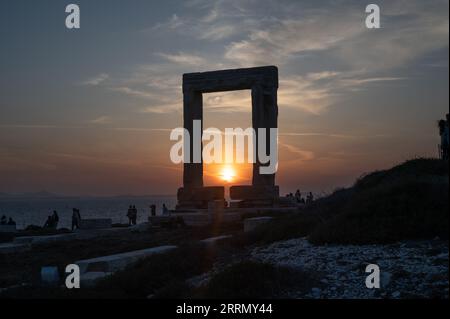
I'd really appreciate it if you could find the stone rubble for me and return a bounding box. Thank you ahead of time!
[251,238,448,299]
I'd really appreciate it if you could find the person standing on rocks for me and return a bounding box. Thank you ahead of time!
[438,113,449,160]
[52,211,59,229]
[127,205,133,225]
[162,203,170,216]
[72,208,81,231]
[131,205,138,225]
[150,204,156,217]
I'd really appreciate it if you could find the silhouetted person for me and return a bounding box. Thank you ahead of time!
[439,114,449,160]
[150,204,156,217]
[295,189,302,203]
[44,215,53,228]
[7,217,16,226]
[306,192,314,204]
[52,211,59,228]
[127,205,133,225]
[0,215,6,225]
[131,205,137,225]
[162,204,169,216]
[72,208,81,231]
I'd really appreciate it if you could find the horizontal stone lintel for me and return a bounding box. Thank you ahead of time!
[183,66,278,93]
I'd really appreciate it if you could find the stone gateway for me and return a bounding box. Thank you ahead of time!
[177,66,280,209]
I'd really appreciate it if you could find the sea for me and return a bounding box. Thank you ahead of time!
[0,195,177,230]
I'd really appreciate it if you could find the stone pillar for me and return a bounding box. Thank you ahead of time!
[251,84,278,189]
[183,90,203,189]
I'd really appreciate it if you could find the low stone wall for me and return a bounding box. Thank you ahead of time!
[79,218,112,230]
[75,245,177,274]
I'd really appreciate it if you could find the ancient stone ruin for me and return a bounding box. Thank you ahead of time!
[177,66,280,210]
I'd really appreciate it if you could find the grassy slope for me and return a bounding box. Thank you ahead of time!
[240,158,449,245]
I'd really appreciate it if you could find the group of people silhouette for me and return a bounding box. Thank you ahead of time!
[287,189,314,205]
[43,211,59,229]
[127,205,138,225]
[128,203,170,225]
[0,215,16,226]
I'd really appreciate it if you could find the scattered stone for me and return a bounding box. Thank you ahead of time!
[251,238,449,299]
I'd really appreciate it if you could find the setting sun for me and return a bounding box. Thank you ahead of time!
[219,166,236,182]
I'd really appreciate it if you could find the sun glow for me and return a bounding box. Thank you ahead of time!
[219,166,236,182]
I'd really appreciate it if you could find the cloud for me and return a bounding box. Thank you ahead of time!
[93,0,448,115]
[82,73,109,86]
[110,86,160,99]
[156,52,206,66]
[88,116,112,125]
[279,142,315,161]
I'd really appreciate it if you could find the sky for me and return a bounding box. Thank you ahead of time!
[0,0,448,196]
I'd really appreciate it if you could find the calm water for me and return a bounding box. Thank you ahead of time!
[0,196,177,230]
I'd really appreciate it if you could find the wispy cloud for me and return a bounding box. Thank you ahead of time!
[88,116,112,125]
[156,52,206,66]
[81,73,109,86]
[85,0,448,115]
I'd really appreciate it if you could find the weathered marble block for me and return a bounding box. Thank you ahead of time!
[244,216,273,232]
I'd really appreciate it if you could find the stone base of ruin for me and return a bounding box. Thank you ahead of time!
[229,185,280,207]
[230,185,279,200]
[176,186,225,209]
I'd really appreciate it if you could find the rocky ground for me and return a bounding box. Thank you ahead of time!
[251,238,449,299]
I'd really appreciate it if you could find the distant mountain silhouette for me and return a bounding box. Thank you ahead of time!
[0,191,62,199]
